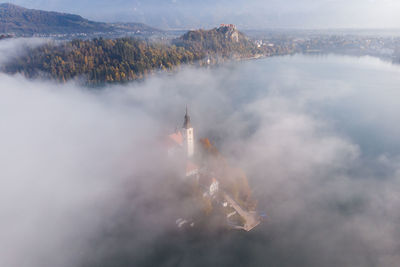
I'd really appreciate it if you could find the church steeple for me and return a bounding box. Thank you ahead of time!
[183,105,192,129]
[182,105,194,157]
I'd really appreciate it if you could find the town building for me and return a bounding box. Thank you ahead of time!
[186,160,199,178]
[199,175,219,196]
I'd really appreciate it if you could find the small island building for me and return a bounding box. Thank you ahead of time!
[199,175,219,196]
[186,160,199,178]
[166,106,195,159]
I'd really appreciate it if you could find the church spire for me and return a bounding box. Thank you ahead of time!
[183,105,192,129]
[182,105,194,157]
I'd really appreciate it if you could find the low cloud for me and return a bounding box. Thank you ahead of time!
[0,38,45,66]
[9,0,400,28]
[1,39,400,267]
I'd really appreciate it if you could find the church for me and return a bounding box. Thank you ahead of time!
[166,107,219,196]
[166,106,195,159]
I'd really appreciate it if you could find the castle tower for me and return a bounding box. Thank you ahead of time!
[183,106,194,157]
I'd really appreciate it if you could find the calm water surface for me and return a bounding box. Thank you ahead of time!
[89,54,400,267]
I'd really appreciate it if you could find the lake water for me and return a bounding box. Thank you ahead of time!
[5,35,400,267]
[81,54,400,267]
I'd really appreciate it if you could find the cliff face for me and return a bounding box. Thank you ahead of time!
[173,25,259,60]
[179,25,246,43]
[216,25,240,43]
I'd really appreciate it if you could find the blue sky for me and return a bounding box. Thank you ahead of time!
[6,0,400,29]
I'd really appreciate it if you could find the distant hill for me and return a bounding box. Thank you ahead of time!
[0,3,161,35]
[110,22,161,34]
[173,24,259,59]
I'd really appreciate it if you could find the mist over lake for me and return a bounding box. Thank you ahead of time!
[3,0,400,265]
[223,54,400,156]
[84,54,400,267]
[2,51,400,267]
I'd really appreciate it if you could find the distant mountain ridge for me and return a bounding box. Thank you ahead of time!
[0,3,161,35]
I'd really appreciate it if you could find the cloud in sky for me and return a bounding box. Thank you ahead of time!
[1,39,400,266]
[7,0,400,28]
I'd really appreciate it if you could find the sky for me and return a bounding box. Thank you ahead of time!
[6,0,400,29]
[1,38,400,266]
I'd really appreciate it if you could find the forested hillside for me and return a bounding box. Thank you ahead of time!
[5,38,201,83]
[0,3,111,34]
[4,25,261,84]
[0,3,161,36]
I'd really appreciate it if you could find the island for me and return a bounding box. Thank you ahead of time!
[166,107,261,232]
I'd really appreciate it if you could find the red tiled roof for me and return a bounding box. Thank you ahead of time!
[168,131,183,146]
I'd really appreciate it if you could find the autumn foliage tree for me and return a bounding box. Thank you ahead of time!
[4,26,261,84]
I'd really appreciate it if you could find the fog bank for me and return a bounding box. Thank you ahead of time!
[1,39,400,266]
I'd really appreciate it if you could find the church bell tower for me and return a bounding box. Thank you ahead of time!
[183,106,194,157]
